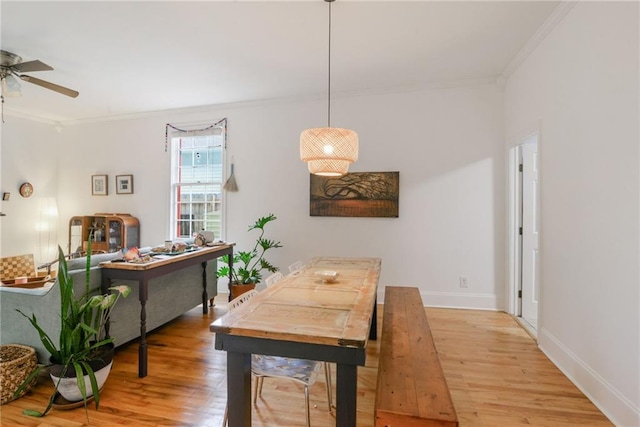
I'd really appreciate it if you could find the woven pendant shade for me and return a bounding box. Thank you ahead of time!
[307,159,350,176]
[300,127,358,176]
[299,0,358,176]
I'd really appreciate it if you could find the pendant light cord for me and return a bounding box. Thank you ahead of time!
[327,0,332,128]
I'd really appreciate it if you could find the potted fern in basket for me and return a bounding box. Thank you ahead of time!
[217,213,282,299]
[15,242,130,419]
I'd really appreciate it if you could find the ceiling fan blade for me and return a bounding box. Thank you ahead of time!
[12,60,53,73]
[19,74,79,98]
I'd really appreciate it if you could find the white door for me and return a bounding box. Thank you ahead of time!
[520,140,539,329]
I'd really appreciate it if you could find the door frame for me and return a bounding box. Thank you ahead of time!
[508,143,522,317]
[507,129,542,332]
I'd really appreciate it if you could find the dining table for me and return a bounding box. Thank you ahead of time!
[210,256,381,427]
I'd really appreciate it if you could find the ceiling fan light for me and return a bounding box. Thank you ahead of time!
[1,74,21,97]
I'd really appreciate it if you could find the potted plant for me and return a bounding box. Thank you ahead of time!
[14,243,130,419]
[217,213,282,299]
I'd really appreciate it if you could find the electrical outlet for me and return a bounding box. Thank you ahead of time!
[459,276,469,288]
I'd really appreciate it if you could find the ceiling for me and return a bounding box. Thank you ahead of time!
[1,1,560,124]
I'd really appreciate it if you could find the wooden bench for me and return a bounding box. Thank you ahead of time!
[375,286,458,427]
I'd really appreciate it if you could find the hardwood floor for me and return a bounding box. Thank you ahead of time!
[426,308,612,426]
[1,295,611,426]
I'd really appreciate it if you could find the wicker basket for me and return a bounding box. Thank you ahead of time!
[0,344,38,404]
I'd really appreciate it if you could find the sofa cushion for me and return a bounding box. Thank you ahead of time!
[66,252,122,271]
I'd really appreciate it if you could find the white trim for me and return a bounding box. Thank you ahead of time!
[502,1,578,79]
[505,121,543,316]
[507,128,541,319]
[2,109,58,125]
[220,130,228,242]
[539,327,640,426]
[507,145,522,316]
[377,290,501,311]
[168,129,226,240]
[8,76,499,127]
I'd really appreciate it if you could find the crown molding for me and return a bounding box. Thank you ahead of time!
[502,1,578,79]
[12,76,500,127]
[2,109,58,126]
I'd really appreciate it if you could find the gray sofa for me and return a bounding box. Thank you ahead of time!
[0,247,217,363]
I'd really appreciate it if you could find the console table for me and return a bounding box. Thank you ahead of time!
[101,244,233,377]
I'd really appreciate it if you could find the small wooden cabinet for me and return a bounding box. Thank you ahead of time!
[68,213,140,255]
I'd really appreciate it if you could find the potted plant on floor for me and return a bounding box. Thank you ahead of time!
[217,213,282,300]
[14,242,130,419]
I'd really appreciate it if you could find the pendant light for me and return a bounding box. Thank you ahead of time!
[300,0,358,177]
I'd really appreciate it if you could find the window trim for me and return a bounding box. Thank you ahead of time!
[168,123,226,241]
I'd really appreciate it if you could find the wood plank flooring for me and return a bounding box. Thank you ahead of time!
[0,296,612,426]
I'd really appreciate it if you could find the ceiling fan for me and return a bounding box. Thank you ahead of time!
[0,50,79,98]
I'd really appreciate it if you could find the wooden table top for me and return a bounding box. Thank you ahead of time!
[210,257,381,348]
[99,244,233,271]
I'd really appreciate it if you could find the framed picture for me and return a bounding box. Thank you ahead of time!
[310,171,400,217]
[116,174,134,194]
[91,175,108,196]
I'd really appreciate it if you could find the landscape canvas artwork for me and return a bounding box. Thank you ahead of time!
[310,172,399,217]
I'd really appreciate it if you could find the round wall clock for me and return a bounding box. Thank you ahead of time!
[19,182,33,198]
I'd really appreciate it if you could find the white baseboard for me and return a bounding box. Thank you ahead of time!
[539,327,640,427]
[377,290,502,311]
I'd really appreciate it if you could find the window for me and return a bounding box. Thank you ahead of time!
[170,126,225,240]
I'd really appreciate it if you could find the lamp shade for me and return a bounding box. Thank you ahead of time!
[300,127,358,176]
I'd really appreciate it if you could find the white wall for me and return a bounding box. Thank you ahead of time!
[2,82,506,310]
[504,2,639,425]
[0,117,61,265]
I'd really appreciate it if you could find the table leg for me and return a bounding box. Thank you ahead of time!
[102,275,112,338]
[369,295,378,340]
[227,252,234,302]
[201,261,209,314]
[138,279,148,378]
[336,363,357,427]
[227,351,252,427]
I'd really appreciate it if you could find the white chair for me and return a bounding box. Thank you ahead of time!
[222,290,331,427]
[227,289,259,311]
[264,271,283,287]
[288,260,304,273]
